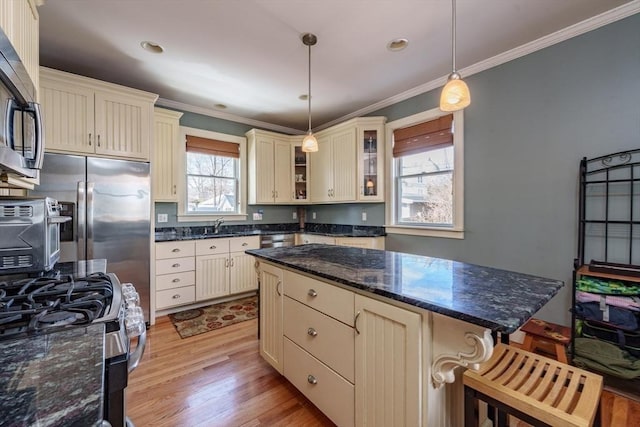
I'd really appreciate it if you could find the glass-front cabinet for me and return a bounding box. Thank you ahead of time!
[292,144,309,203]
[357,117,386,202]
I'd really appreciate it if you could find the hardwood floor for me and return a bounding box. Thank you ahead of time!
[127,316,640,427]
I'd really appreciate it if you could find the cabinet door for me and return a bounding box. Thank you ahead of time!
[94,91,152,160]
[40,80,94,154]
[331,128,357,202]
[152,109,182,202]
[254,136,276,203]
[354,295,422,427]
[259,262,284,373]
[309,134,332,203]
[357,124,385,202]
[195,253,230,301]
[274,138,293,203]
[229,252,258,294]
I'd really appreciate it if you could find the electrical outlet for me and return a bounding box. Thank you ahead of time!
[253,212,263,220]
[361,211,367,221]
[292,211,297,220]
[157,213,168,223]
[312,212,316,219]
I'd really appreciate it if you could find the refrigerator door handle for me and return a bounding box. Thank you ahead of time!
[87,182,95,259]
[77,181,87,260]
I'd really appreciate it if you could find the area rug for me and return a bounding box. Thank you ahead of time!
[168,295,257,339]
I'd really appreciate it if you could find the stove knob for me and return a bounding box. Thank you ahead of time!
[125,306,145,338]
[122,283,140,307]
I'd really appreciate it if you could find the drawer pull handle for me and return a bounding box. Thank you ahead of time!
[354,311,361,335]
[276,281,282,296]
[242,242,248,246]
[307,375,317,385]
[172,278,180,283]
[172,263,180,268]
[307,327,318,337]
[210,245,217,249]
[172,294,181,299]
[308,289,318,298]
[171,248,180,253]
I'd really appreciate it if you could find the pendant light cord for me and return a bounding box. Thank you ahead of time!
[307,41,312,133]
[451,0,456,73]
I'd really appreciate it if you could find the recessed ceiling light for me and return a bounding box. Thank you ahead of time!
[214,103,227,110]
[140,41,164,54]
[387,38,409,52]
[299,94,309,101]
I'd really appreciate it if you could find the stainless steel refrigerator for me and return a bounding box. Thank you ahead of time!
[30,153,151,323]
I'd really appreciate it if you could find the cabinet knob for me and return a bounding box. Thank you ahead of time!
[307,327,318,337]
[307,375,318,385]
[171,248,180,253]
[242,242,248,246]
[210,245,216,249]
[172,263,180,268]
[172,294,181,299]
[172,278,180,283]
[308,289,318,297]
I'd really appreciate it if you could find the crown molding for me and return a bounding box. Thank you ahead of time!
[159,1,640,133]
[156,98,304,135]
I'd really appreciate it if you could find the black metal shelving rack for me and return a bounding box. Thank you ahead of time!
[572,148,640,397]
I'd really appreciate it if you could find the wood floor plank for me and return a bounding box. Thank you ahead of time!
[128,316,639,426]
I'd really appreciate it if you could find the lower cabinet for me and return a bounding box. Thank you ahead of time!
[260,263,421,427]
[154,241,196,310]
[259,262,284,373]
[297,233,385,249]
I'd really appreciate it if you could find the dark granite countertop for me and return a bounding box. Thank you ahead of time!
[155,224,386,242]
[246,244,564,334]
[0,323,105,427]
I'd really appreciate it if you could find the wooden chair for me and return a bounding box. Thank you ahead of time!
[463,344,603,427]
[520,318,571,363]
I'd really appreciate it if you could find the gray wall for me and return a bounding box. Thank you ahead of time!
[155,202,300,227]
[376,13,640,326]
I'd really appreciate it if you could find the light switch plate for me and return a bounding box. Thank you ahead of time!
[312,212,316,219]
[292,211,297,220]
[361,211,367,221]
[157,213,168,223]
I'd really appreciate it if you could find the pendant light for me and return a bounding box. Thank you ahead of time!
[301,33,318,152]
[439,0,470,112]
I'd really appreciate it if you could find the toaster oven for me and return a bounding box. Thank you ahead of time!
[0,197,70,272]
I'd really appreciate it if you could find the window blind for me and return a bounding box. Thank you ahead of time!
[392,114,453,158]
[186,135,239,158]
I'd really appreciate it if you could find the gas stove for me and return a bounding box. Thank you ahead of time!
[0,270,146,427]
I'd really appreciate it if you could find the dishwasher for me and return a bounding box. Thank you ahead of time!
[260,233,295,248]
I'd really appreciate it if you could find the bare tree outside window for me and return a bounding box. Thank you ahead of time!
[186,152,238,213]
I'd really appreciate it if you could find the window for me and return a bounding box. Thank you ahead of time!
[178,127,247,221]
[385,108,464,239]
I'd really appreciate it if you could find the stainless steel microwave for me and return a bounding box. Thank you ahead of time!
[0,26,44,179]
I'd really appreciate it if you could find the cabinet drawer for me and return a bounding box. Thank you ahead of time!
[229,235,260,252]
[156,271,196,291]
[156,241,195,259]
[284,296,354,383]
[195,238,229,255]
[284,270,354,325]
[156,286,195,309]
[284,338,354,427]
[155,257,195,275]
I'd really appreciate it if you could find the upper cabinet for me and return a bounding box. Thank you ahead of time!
[246,129,306,205]
[152,108,183,202]
[39,67,158,161]
[0,0,39,94]
[310,117,386,204]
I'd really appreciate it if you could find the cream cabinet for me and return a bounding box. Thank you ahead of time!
[259,262,284,373]
[297,233,335,245]
[152,108,183,202]
[0,0,39,93]
[195,236,260,301]
[246,129,305,204]
[354,294,422,426]
[40,67,158,160]
[154,241,196,310]
[297,234,384,249]
[310,126,357,203]
[356,117,386,202]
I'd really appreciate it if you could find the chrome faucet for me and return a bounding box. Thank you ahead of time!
[213,218,224,233]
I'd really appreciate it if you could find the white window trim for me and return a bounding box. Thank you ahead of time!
[177,126,248,222]
[384,107,464,239]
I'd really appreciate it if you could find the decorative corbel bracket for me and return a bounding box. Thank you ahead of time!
[431,329,493,388]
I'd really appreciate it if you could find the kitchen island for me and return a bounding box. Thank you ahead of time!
[247,244,564,426]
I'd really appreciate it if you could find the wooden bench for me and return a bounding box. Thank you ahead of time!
[463,344,603,427]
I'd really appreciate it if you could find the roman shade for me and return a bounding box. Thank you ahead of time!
[392,114,453,158]
[186,135,239,158]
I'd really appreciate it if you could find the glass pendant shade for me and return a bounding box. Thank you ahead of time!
[302,132,318,152]
[439,73,471,112]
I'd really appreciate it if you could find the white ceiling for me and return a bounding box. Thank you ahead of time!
[38,0,638,133]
